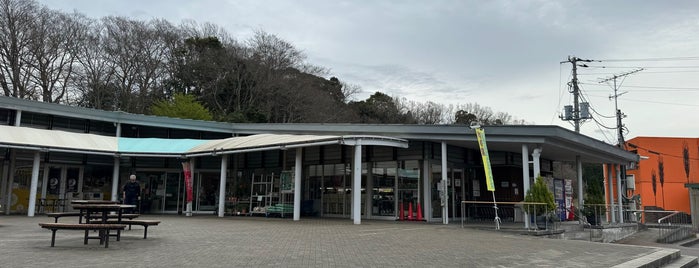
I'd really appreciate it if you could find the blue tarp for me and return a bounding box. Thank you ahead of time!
[118,137,208,154]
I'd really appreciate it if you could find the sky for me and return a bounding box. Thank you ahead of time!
[38,0,699,143]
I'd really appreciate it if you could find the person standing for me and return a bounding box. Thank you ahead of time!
[122,174,141,213]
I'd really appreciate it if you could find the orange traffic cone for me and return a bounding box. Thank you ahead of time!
[399,202,404,221]
[416,202,423,221]
[407,202,414,220]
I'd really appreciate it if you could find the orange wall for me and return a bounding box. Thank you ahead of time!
[623,137,699,214]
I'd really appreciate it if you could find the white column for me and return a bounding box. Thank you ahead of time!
[607,163,615,223]
[532,148,542,179]
[218,155,228,217]
[111,158,120,201]
[5,111,20,214]
[577,155,583,215]
[521,144,530,229]
[27,152,40,217]
[293,148,302,221]
[423,159,430,222]
[441,142,448,225]
[353,141,362,224]
[112,123,121,202]
[5,151,16,215]
[616,164,623,223]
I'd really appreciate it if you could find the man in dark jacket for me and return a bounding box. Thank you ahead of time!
[122,174,141,213]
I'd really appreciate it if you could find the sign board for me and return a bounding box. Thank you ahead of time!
[280,170,294,193]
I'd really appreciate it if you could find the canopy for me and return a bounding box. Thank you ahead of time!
[0,125,408,157]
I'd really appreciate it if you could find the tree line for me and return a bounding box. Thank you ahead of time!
[0,0,526,125]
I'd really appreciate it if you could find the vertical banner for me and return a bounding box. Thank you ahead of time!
[475,128,495,192]
[181,161,193,202]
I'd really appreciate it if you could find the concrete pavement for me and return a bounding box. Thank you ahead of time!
[0,215,680,267]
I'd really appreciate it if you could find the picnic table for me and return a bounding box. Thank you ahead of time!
[72,203,135,245]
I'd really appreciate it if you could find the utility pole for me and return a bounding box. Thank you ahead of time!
[561,56,593,132]
[598,68,642,224]
[561,56,593,219]
[598,68,643,148]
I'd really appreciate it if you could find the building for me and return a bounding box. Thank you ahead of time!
[621,137,699,227]
[0,96,638,225]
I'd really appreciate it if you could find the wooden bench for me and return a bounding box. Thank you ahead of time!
[46,212,82,223]
[38,222,127,248]
[106,220,160,239]
[85,213,140,223]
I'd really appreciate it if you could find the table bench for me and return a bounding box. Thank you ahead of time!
[106,219,160,239]
[47,212,140,223]
[38,222,127,248]
[46,212,82,223]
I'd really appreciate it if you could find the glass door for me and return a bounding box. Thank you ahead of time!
[371,161,396,217]
[164,172,181,213]
[196,172,219,212]
[398,160,420,220]
[450,168,464,218]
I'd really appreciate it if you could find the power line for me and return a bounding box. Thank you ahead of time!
[579,83,699,91]
[584,94,699,107]
[596,56,699,62]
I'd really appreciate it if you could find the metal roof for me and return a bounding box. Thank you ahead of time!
[0,96,638,164]
[0,125,408,157]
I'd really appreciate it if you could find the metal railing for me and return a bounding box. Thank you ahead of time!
[646,210,693,243]
[460,201,554,231]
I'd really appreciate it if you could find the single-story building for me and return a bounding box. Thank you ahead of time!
[0,96,638,225]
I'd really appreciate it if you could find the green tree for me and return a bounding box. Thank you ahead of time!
[523,176,556,216]
[151,93,213,120]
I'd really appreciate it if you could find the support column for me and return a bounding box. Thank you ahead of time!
[532,148,542,179]
[577,156,583,215]
[607,163,615,223]
[293,148,302,221]
[353,141,362,224]
[28,151,40,217]
[111,158,120,202]
[5,151,16,215]
[423,157,430,222]
[218,155,228,217]
[5,110,21,214]
[521,144,530,229]
[616,164,623,223]
[441,142,448,225]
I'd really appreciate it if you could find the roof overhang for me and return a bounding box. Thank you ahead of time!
[0,125,408,158]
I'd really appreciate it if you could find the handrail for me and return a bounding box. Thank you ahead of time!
[657,211,681,225]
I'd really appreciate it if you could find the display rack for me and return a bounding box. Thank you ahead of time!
[249,173,278,216]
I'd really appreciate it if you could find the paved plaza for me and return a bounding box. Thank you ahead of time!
[0,215,682,267]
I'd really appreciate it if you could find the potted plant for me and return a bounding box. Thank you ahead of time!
[583,179,606,226]
[523,176,556,229]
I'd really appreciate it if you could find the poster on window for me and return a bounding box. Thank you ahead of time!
[48,177,60,195]
[280,170,294,193]
[66,177,78,192]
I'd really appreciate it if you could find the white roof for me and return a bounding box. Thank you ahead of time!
[0,125,408,157]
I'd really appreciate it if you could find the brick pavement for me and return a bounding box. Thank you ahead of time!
[0,215,667,267]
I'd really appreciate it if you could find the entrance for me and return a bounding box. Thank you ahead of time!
[138,172,182,214]
[195,172,219,212]
[42,165,83,212]
[371,162,396,218]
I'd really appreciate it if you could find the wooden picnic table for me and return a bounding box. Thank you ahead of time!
[72,204,135,245]
[70,199,120,205]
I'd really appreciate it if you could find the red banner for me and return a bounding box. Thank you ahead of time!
[181,161,193,202]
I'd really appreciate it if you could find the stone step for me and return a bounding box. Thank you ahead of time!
[611,249,680,268]
[663,255,698,268]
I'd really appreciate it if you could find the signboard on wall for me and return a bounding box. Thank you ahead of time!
[280,170,294,193]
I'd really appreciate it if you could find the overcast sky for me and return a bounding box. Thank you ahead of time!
[39,0,699,143]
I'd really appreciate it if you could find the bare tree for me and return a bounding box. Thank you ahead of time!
[26,8,83,103]
[72,17,117,109]
[0,0,37,98]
